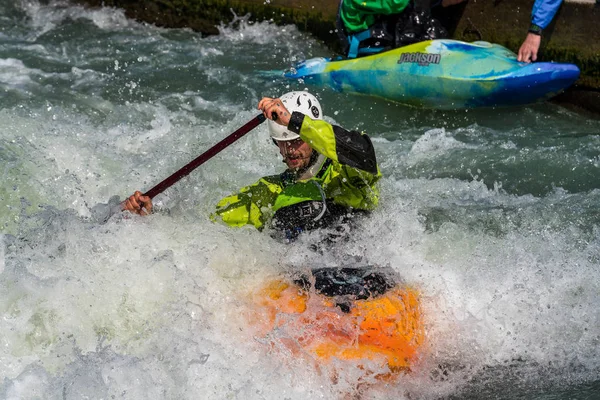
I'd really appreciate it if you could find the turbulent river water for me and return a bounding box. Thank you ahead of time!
[1,1,599,399]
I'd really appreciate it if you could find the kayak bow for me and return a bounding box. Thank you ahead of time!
[249,267,425,378]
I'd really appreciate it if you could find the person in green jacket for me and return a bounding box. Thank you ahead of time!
[124,91,381,242]
[337,0,448,58]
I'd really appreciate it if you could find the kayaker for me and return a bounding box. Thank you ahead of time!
[124,91,381,242]
[517,0,564,62]
[337,0,449,58]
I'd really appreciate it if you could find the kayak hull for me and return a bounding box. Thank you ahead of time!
[248,267,424,378]
[284,40,580,109]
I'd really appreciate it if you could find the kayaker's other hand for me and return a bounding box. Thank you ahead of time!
[517,33,541,63]
[258,97,291,127]
[123,191,153,215]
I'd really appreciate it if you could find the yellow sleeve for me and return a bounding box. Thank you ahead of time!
[212,176,283,229]
[290,112,379,175]
[297,117,340,163]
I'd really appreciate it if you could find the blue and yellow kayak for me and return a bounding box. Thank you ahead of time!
[284,40,580,109]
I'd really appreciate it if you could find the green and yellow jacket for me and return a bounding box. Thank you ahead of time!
[213,111,381,230]
[340,0,411,33]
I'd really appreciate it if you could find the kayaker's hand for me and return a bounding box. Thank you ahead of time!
[123,191,153,215]
[258,97,291,127]
[517,33,541,63]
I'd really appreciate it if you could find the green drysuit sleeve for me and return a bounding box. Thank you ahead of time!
[212,176,283,229]
[287,111,379,175]
[340,0,411,33]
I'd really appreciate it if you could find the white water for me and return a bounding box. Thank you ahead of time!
[1,1,599,399]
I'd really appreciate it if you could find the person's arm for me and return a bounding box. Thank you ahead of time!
[288,112,379,175]
[531,0,563,31]
[257,96,378,174]
[518,0,563,62]
[212,176,282,229]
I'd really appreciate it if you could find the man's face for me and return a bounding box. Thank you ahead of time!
[276,138,314,171]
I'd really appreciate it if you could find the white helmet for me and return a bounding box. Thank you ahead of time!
[268,91,323,141]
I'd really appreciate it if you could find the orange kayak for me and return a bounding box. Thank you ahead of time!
[249,267,424,377]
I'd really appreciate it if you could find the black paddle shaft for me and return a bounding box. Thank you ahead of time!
[144,113,266,199]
